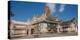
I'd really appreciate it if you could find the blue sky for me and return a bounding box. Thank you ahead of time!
[10,1,78,22]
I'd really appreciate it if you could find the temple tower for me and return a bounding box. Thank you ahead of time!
[44,6,51,17]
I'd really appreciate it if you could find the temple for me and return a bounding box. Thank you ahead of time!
[9,5,77,38]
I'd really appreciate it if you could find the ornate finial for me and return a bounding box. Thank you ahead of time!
[44,6,51,17]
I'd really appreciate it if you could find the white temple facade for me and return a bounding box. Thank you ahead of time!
[9,5,77,38]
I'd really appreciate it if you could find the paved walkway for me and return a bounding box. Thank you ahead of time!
[11,32,77,39]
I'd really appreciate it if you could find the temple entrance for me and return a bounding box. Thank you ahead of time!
[47,23,57,33]
[31,29,34,34]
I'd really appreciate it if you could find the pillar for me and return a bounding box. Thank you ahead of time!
[28,25,31,37]
[28,28,31,36]
[57,24,61,33]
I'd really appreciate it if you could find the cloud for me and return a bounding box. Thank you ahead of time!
[46,3,65,14]
[59,4,65,12]
[46,3,56,14]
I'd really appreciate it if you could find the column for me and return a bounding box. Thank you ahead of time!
[57,24,61,33]
[28,28,31,36]
[28,25,31,37]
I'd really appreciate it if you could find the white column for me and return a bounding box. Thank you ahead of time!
[75,25,78,32]
[28,28,31,36]
[28,25,31,37]
[57,24,61,33]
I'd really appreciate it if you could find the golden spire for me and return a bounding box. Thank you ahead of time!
[44,6,51,17]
